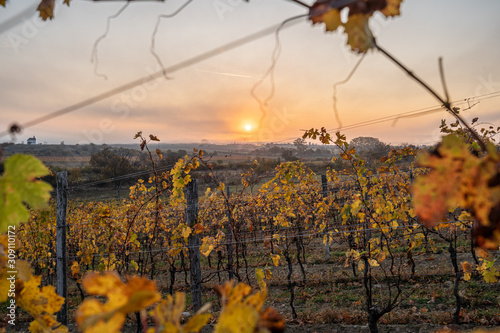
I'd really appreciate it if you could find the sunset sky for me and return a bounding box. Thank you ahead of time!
[0,0,499,146]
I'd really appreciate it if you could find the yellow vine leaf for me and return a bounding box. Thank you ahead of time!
[97,206,111,219]
[76,272,161,333]
[350,199,362,216]
[16,275,68,332]
[18,275,64,316]
[200,237,215,257]
[368,258,379,267]
[169,156,199,203]
[0,278,9,303]
[148,292,211,333]
[461,261,472,281]
[181,226,192,240]
[215,302,259,333]
[478,259,499,283]
[71,261,80,279]
[1,236,66,332]
[0,240,31,302]
[346,249,360,261]
[375,251,386,264]
[183,312,212,333]
[255,268,266,291]
[121,276,161,313]
[214,278,282,333]
[482,268,498,284]
[265,268,272,280]
[29,314,68,333]
[322,234,329,245]
[270,253,280,266]
[77,302,125,333]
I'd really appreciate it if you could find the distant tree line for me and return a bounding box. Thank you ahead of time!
[0,136,417,198]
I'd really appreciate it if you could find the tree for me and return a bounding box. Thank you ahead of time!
[281,149,296,162]
[158,149,188,169]
[90,148,132,196]
[350,136,390,161]
[68,167,82,184]
[293,138,307,153]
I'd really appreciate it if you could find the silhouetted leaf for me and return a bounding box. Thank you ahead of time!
[309,0,404,53]
[37,0,55,21]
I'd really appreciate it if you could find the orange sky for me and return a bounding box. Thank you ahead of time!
[0,0,499,146]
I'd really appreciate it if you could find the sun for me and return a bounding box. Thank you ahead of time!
[244,124,252,132]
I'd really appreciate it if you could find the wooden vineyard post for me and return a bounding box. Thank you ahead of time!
[364,174,372,243]
[186,179,202,312]
[56,171,68,325]
[321,175,330,261]
[226,185,234,280]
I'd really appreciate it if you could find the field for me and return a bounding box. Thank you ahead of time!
[12,223,500,332]
[12,155,500,332]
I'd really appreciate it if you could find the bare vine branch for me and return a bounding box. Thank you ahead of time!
[150,0,194,79]
[332,53,366,129]
[250,14,306,130]
[286,0,311,8]
[91,2,130,80]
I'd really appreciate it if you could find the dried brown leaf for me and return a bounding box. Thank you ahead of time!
[37,0,55,21]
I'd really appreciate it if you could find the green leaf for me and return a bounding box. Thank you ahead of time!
[0,154,52,232]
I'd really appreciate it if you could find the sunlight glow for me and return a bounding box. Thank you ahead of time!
[244,124,252,132]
